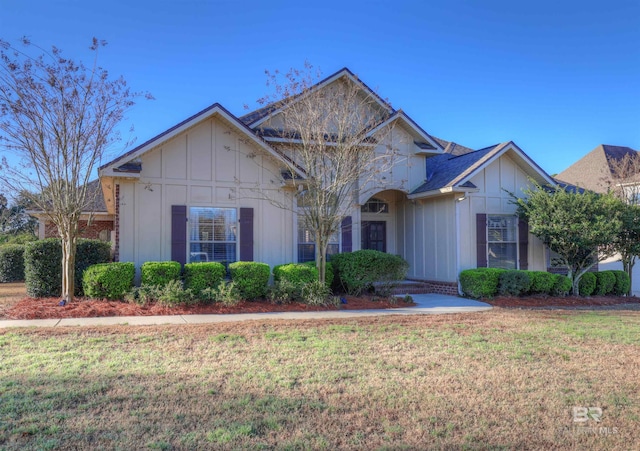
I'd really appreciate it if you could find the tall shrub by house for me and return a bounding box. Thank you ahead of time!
[83,262,135,300]
[0,244,25,282]
[229,261,270,300]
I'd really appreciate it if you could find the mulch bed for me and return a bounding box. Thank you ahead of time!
[5,296,415,320]
[486,294,640,308]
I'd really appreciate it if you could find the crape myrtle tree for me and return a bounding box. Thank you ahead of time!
[515,182,621,296]
[249,64,401,284]
[606,153,640,295]
[0,38,149,302]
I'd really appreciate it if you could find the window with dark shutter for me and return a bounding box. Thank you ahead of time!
[171,205,187,265]
[476,213,487,268]
[239,207,254,261]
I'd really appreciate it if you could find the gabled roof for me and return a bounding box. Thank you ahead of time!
[432,137,476,156]
[409,141,555,198]
[555,144,638,193]
[99,103,303,179]
[240,67,395,129]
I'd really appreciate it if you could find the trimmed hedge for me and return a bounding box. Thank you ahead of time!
[611,270,631,295]
[498,270,531,296]
[141,261,182,288]
[24,238,111,297]
[594,271,616,296]
[578,272,597,296]
[0,244,25,282]
[303,261,335,287]
[83,262,135,300]
[273,263,318,286]
[528,271,555,294]
[331,250,409,296]
[24,239,61,297]
[229,261,270,300]
[552,274,572,296]
[459,268,505,298]
[184,262,226,295]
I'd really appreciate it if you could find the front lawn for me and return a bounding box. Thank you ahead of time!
[1,310,639,449]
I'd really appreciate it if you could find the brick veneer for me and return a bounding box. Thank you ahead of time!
[390,280,460,296]
[44,219,114,240]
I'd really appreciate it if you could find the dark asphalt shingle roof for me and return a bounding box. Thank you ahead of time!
[411,144,501,194]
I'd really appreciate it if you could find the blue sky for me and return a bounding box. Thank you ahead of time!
[2,0,639,176]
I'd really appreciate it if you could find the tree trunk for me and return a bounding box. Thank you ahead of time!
[624,258,635,296]
[60,231,77,303]
[316,238,328,285]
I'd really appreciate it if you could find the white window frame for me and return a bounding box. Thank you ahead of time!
[486,214,518,270]
[188,207,237,265]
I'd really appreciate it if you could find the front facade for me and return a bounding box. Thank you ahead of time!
[99,69,554,294]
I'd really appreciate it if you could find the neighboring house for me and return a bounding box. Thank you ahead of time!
[97,68,554,295]
[556,144,640,294]
[30,179,115,243]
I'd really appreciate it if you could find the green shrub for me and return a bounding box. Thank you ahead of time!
[331,250,409,296]
[528,271,555,295]
[155,280,194,307]
[24,238,62,297]
[300,279,333,306]
[268,279,299,304]
[551,274,572,296]
[75,239,112,295]
[184,262,226,296]
[82,262,135,300]
[0,244,25,282]
[274,263,318,285]
[459,268,505,298]
[578,272,597,296]
[302,261,334,287]
[0,233,37,246]
[498,270,531,296]
[202,281,240,306]
[594,271,616,296]
[23,238,111,298]
[611,270,631,295]
[229,261,270,300]
[141,261,181,288]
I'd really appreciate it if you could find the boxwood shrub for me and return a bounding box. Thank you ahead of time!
[498,270,531,296]
[552,274,572,296]
[611,270,631,295]
[459,268,505,298]
[331,250,408,296]
[141,261,182,288]
[0,244,25,282]
[578,272,597,296]
[528,271,555,295]
[273,263,318,285]
[184,262,226,295]
[594,271,616,296]
[303,261,334,287]
[229,261,270,300]
[24,238,112,297]
[83,262,135,300]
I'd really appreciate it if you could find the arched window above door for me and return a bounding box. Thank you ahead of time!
[361,198,389,213]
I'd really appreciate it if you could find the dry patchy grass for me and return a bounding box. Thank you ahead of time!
[0,309,639,449]
[0,282,26,317]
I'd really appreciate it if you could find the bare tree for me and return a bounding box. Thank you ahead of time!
[248,65,402,283]
[0,38,148,302]
[607,153,640,294]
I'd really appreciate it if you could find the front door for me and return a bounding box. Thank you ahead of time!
[361,221,386,252]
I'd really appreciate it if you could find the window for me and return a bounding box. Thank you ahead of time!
[487,215,517,269]
[297,217,339,263]
[361,197,389,213]
[189,207,237,265]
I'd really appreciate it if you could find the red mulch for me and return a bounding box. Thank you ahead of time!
[5,296,415,320]
[486,294,640,308]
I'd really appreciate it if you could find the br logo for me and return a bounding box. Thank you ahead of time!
[573,407,602,423]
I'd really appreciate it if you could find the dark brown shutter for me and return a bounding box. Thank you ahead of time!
[171,205,187,265]
[341,216,352,253]
[518,218,529,270]
[476,213,487,268]
[239,207,254,261]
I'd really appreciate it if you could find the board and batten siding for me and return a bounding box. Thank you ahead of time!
[458,153,546,273]
[116,116,294,270]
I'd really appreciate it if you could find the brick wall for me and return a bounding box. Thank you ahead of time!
[390,280,460,296]
[44,219,114,240]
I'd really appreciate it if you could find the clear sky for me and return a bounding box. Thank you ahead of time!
[1,0,639,176]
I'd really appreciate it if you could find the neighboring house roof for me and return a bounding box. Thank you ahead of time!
[27,179,109,217]
[555,144,638,193]
[409,141,555,198]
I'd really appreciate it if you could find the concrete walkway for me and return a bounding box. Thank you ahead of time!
[0,294,491,329]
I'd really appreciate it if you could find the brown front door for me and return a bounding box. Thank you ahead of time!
[361,221,386,252]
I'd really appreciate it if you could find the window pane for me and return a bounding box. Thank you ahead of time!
[488,243,517,269]
[189,207,237,264]
[298,244,315,263]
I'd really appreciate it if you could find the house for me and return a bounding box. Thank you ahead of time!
[556,144,640,294]
[97,68,554,295]
[30,179,115,243]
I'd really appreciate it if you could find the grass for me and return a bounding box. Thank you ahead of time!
[0,282,26,316]
[0,309,639,449]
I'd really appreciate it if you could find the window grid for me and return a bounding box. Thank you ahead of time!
[189,207,237,265]
[487,215,518,270]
